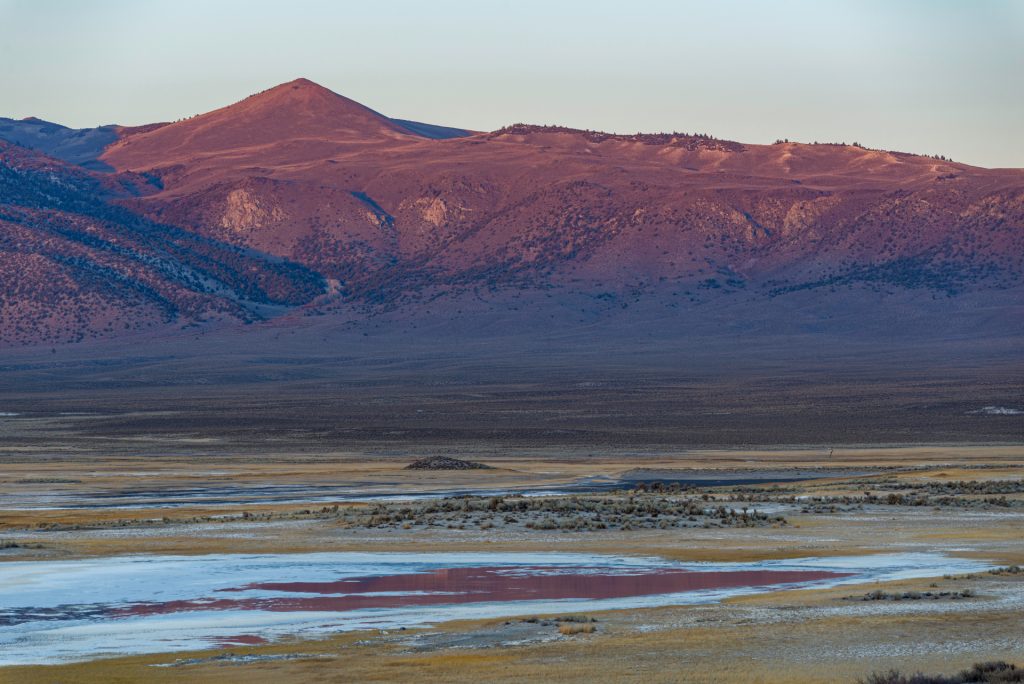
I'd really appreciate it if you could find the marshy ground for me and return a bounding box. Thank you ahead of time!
[1,444,1023,683]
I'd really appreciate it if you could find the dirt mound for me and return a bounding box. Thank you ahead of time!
[405,456,493,471]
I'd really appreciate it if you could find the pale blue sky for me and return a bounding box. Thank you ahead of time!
[1,0,1021,167]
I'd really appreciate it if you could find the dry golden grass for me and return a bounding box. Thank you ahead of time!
[6,601,1022,684]
[558,622,597,635]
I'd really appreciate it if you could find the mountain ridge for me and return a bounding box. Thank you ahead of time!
[0,79,1021,348]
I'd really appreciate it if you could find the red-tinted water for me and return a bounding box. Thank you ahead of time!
[213,634,268,647]
[113,566,851,618]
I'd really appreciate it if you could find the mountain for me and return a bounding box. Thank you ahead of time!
[101,78,470,170]
[0,116,170,172]
[1,78,1022,348]
[0,79,470,173]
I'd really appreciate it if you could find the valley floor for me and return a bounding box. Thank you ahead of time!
[1,446,1023,683]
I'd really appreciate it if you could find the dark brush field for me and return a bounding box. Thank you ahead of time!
[1,323,1021,458]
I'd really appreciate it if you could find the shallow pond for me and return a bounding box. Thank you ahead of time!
[0,552,991,664]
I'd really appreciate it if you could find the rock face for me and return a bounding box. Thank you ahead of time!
[405,456,493,471]
[1,77,1022,348]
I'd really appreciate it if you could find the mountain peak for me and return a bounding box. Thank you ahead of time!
[280,77,322,89]
[252,77,349,104]
[102,79,418,169]
[230,78,395,126]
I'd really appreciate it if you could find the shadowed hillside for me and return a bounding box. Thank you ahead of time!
[0,141,324,345]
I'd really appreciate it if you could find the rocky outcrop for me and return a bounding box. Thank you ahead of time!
[405,456,493,471]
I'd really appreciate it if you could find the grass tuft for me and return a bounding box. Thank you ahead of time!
[558,623,597,636]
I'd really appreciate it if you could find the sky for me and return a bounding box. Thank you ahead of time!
[0,0,1021,168]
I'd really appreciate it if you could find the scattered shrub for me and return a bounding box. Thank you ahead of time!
[859,661,1022,684]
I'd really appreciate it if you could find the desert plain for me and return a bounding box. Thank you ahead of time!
[1,342,1021,684]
